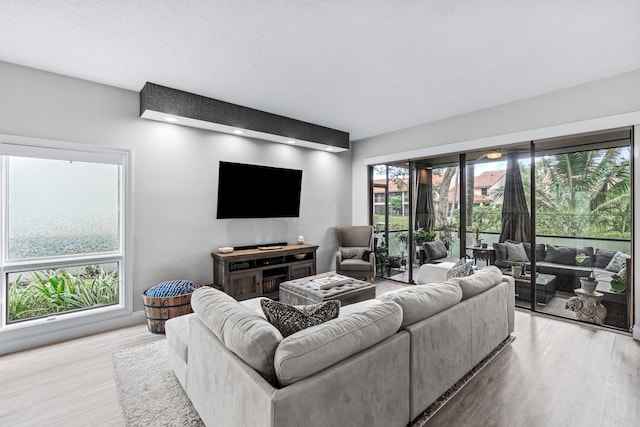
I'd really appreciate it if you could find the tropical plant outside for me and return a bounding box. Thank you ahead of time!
[8,264,119,323]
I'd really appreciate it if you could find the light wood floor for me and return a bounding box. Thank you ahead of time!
[1,303,638,426]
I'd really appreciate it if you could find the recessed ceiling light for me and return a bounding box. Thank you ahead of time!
[233,130,244,135]
[164,117,178,122]
[326,147,334,151]
[287,140,296,144]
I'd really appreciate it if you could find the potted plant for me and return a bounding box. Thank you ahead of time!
[509,261,525,278]
[610,274,626,293]
[576,252,598,294]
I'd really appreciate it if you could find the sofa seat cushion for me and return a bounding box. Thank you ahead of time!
[165,313,192,363]
[339,258,372,271]
[261,299,340,337]
[449,266,503,300]
[377,282,462,327]
[274,300,402,386]
[191,287,283,383]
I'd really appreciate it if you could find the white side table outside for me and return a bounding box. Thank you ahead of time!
[566,288,607,325]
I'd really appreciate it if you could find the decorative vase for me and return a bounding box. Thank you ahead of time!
[511,266,522,277]
[580,277,597,294]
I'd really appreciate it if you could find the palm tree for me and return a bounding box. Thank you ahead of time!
[534,148,630,237]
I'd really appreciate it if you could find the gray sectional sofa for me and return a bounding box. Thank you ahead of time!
[166,267,514,427]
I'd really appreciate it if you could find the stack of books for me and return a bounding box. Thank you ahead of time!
[309,274,352,290]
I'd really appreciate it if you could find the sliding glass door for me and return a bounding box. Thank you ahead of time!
[370,127,633,332]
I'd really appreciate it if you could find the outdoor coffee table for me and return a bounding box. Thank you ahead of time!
[514,273,556,305]
[279,272,376,307]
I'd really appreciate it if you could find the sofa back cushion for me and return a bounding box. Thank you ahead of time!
[449,266,503,300]
[191,287,283,383]
[544,245,594,266]
[423,240,447,260]
[274,300,402,386]
[593,248,618,269]
[377,282,462,327]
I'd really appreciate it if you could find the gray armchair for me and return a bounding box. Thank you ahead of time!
[335,225,376,284]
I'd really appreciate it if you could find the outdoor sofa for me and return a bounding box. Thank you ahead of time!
[493,241,628,293]
[165,267,514,427]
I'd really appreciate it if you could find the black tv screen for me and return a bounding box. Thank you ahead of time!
[216,161,303,219]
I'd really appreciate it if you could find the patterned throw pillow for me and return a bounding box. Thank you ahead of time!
[260,299,340,337]
[446,259,474,280]
[605,252,626,273]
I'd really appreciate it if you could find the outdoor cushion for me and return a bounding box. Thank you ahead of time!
[544,245,593,266]
[594,248,618,269]
[605,252,627,272]
[493,242,507,261]
[505,241,529,262]
[449,266,503,300]
[191,287,283,383]
[377,282,462,327]
[273,300,402,386]
[423,240,447,260]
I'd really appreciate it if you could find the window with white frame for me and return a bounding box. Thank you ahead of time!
[0,138,128,329]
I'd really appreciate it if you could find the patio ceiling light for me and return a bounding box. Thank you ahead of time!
[487,150,502,160]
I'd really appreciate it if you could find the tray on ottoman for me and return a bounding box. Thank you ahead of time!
[279,273,376,307]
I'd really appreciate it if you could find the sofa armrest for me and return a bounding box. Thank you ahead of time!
[416,262,455,284]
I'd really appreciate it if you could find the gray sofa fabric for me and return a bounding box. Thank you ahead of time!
[166,270,514,427]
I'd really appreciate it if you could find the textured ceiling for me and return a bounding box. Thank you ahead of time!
[1,1,639,140]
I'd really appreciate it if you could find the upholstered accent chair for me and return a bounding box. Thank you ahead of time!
[336,225,376,284]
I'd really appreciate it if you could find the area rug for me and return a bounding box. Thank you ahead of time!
[410,335,516,426]
[112,339,204,427]
[113,336,515,427]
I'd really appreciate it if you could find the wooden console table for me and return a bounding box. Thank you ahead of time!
[212,244,318,300]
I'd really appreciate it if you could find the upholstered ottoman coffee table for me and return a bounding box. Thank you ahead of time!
[279,273,376,307]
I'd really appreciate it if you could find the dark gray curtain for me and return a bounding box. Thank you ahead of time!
[499,154,531,243]
[415,167,435,230]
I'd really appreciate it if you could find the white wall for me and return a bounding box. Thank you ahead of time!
[0,60,352,315]
[352,68,640,337]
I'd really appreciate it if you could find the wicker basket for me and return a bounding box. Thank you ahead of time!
[142,282,202,334]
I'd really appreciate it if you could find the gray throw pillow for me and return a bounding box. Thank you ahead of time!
[446,259,474,279]
[505,241,529,262]
[261,299,340,337]
[423,240,447,260]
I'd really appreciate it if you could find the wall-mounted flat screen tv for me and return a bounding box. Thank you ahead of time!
[216,161,303,219]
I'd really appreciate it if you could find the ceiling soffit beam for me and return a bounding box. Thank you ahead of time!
[139,82,349,152]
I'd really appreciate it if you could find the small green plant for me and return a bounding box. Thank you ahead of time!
[575,253,597,281]
[610,274,626,293]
